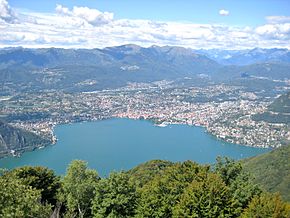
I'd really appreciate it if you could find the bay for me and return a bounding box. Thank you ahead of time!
[0,118,269,176]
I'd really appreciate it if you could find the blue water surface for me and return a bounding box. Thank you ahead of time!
[0,118,269,176]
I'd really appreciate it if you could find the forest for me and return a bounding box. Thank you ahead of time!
[0,157,289,218]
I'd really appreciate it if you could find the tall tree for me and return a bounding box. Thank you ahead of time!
[214,157,262,215]
[60,160,100,218]
[0,175,51,217]
[214,156,243,186]
[173,173,236,218]
[136,161,210,217]
[92,172,137,218]
[9,166,61,206]
[241,192,290,218]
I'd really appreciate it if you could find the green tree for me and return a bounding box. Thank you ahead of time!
[92,171,137,218]
[214,157,261,216]
[128,160,173,188]
[9,166,61,206]
[229,172,261,215]
[173,173,236,218]
[136,161,210,217]
[60,160,100,218]
[0,175,51,217]
[214,156,243,186]
[0,168,7,176]
[241,193,290,218]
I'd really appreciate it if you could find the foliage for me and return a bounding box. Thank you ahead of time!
[135,161,210,217]
[0,175,52,217]
[243,145,290,202]
[60,160,100,218]
[173,173,235,217]
[0,120,51,154]
[0,157,289,218]
[228,172,262,214]
[268,91,290,114]
[9,166,61,206]
[241,193,290,218]
[252,112,290,124]
[214,156,243,185]
[215,156,262,213]
[0,168,7,176]
[127,159,174,187]
[92,172,137,218]
[252,91,290,124]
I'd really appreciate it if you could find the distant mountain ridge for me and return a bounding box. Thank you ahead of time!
[1,45,290,94]
[0,45,221,93]
[195,47,290,65]
[0,45,218,69]
[2,46,290,67]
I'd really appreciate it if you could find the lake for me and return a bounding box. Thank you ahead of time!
[0,118,269,176]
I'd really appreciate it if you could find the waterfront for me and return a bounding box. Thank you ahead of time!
[0,118,269,176]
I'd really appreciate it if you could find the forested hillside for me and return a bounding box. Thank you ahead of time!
[243,144,290,202]
[0,158,289,217]
[0,120,51,157]
[253,91,290,124]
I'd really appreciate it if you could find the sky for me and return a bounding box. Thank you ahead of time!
[1,0,290,49]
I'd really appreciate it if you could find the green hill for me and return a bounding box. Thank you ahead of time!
[252,91,290,124]
[269,91,290,113]
[0,120,51,157]
[243,145,290,202]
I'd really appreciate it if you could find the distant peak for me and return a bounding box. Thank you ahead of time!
[104,44,142,54]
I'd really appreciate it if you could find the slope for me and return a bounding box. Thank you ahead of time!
[0,120,51,157]
[252,91,290,124]
[243,145,290,202]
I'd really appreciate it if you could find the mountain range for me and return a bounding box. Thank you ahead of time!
[1,45,290,94]
[195,48,290,65]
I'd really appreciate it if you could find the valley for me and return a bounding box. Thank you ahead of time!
[0,45,290,156]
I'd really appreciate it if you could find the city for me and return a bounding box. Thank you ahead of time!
[1,81,289,149]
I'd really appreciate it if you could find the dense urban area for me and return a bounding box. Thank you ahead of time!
[1,80,289,152]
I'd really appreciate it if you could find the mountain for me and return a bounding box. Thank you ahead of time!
[252,91,290,124]
[1,45,290,95]
[196,48,290,65]
[0,45,220,71]
[0,45,220,94]
[243,144,290,202]
[0,120,51,157]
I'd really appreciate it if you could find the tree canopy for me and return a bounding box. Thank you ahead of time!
[0,157,289,217]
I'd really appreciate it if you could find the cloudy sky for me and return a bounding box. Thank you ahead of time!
[1,0,290,49]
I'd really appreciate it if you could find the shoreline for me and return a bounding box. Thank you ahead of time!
[1,116,273,159]
[50,116,271,149]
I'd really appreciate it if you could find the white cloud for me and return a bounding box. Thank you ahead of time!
[0,2,289,49]
[219,9,229,16]
[266,16,290,24]
[55,4,70,15]
[55,4,113,26]
[0,0,18,23]
[256,23,290,40]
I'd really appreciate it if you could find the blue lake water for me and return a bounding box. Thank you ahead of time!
[0,118,269,176]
